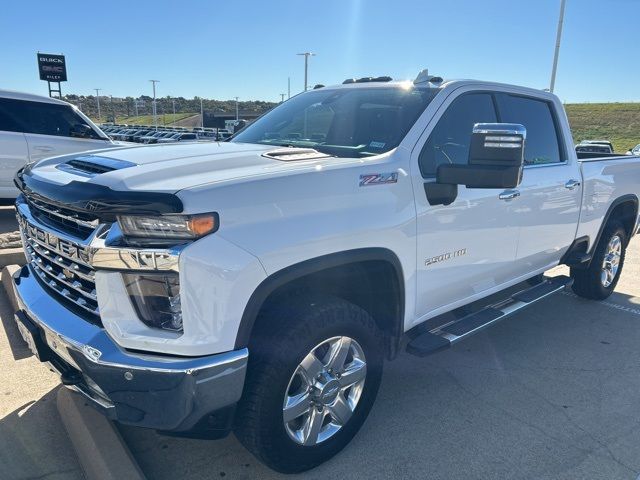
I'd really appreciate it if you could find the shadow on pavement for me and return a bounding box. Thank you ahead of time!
[0,387,83,480]
[0,295,32,361]
[120,289,640,479]
[0,205,17,234]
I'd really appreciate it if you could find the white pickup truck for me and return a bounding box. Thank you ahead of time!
[11,72,640,473]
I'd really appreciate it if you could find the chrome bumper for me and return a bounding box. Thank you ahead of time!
[12,264,248,432]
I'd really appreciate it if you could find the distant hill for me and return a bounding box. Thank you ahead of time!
[565,103,640,153]
[63,93,639,153]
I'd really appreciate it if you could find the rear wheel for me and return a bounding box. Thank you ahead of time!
[571,220,627,300]
[234,295,384,473]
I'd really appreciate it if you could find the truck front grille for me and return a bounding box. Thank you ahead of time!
[26,196,99,239]
[18,215,100,320]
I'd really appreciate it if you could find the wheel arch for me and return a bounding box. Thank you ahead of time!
[235,248,406,359]
[589,194,638,258]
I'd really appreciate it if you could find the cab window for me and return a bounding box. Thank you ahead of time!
[495,94,564,165]
[418,93,497,177]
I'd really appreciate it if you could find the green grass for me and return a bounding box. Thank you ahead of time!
[95,113,198,126]
[565,103,640,153]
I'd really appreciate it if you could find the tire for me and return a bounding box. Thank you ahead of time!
[571,220,627,300]
[234,294,384,473]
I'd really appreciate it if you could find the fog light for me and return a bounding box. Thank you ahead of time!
[122,273,183,332]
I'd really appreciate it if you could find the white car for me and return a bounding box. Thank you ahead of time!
[10,73,640,473]
[0,89,117,198]
[627,144,640,156]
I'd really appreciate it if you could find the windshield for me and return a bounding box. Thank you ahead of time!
[231,86,440,157]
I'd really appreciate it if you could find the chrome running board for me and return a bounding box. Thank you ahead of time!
[406,275,573,357]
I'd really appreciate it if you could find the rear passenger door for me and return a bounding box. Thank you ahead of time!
[495,93,581,272]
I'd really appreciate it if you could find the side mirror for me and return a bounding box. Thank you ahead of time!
[437,123,526,189]
[70,124,94,139]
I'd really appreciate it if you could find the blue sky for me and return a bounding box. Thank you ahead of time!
[1,0,637,103]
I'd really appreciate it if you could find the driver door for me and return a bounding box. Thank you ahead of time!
[411,90,521,321]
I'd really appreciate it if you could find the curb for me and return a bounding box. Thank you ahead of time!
[0,248,25,270]
[57,388,147,480]
[1,264,20,312]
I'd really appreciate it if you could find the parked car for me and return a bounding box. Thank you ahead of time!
[0,89,118,198]
[579,139,614,151]
[626,144,640,156]
[156,132,198,143]
[576,143,613,154]
[11,74,640,473]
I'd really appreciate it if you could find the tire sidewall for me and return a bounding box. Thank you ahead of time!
[593,223,627,297]
[244,299,383,471]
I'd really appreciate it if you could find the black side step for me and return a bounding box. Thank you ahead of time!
[406,275,573,358]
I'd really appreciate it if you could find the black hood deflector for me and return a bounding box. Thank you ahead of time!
[15,165,183,221]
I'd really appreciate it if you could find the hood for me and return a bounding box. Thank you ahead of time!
[25,142,337,193]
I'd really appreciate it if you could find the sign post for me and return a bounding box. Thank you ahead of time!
[37,52,67,98]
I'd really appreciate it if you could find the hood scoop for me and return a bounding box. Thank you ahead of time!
[56,155,137,177]
[262,148,332,162]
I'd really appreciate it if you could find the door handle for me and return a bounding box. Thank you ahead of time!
[565,179,581,190]
[499,189,520,201]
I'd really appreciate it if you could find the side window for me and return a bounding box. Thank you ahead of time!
[495,94,563,165]
[0,98,94,138]
[0,98,29,133]
[24,102,91,137]
[419,93,497,177]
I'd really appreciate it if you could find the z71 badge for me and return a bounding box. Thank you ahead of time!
[359,172,398,187]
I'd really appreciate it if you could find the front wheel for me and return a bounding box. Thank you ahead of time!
[571,220,627,300]
[234,295,384,473]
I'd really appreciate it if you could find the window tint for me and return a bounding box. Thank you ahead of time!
[232,87,439,158]
[495,94,563,165]
[0,98,95,138]
[419,93,497,177]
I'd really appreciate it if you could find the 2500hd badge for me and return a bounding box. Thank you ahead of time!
[425,248,468,266]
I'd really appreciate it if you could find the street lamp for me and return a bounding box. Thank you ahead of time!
[149,80,159,129]
[296,52,315,91]
[234,97,239,121]
[109,95,114,123]
[200,97,204,128]
[94,88,102,121]
[550,0,567,93]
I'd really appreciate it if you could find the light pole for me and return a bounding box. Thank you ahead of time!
[94,88,102,121]
[149,80,159,129]
[550,0,567,93]
[172,98,176,116]
[296,52,315,91]
[109,95,114,123]
[234,97,239,121]
[200,98,204,128]
[288,77,291,99]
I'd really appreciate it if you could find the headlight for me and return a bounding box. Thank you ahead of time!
[122,272,183,332]
[117,213,218,240]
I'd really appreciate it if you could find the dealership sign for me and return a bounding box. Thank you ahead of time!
[37,53,67,82]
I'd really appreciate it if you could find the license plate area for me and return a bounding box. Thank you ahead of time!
[14,311,50,361]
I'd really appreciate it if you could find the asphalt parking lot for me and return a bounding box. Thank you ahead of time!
[2,237,640,479]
